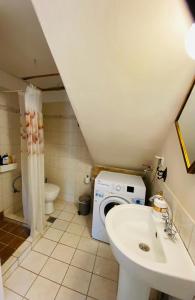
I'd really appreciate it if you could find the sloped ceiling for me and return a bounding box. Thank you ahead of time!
[0,0,66,91]
[31,0,195,169]
[0,0,57,77]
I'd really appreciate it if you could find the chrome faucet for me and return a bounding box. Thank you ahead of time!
[162,208,177,240]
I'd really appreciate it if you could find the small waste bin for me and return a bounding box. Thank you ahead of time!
[78,195,91,215]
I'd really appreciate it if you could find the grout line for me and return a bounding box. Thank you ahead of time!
[3,211,118,299]
[22,273,38,298]
[6,266,38,298]
[54,286,88,300]
[3,286,28,299]
[53,226,86,300]
[53,222,82,300]
[86,244,99,297]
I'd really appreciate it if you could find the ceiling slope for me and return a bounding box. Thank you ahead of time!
[0,0,58,77]
[31,0,195,169]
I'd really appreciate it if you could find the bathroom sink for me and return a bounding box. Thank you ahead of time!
[105,204,195,300]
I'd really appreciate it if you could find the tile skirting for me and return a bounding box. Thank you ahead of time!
[0,212,4,221]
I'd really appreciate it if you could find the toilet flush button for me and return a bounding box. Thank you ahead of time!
[116,185,121,191]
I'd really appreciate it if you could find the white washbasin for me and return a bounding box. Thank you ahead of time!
[105,204,195,300]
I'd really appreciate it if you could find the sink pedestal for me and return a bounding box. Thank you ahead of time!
[117,267,150,300]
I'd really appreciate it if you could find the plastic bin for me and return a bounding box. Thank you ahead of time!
[78,195,91,215]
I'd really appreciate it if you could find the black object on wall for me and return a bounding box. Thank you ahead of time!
[157,167,167,182]
[186,0,195,20]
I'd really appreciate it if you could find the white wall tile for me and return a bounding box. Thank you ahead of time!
[151,176,195,263]
[43,102,93,203]
[0,94,22,214]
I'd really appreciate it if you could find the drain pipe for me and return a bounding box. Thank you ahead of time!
[12,175,21,193]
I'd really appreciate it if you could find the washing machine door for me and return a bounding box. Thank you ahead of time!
[99,196,129,224]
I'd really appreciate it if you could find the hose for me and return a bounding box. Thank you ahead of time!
[12,175,21,193]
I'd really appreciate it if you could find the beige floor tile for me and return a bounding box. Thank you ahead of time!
[2,256,18,275]
[52,219,69,231]
[50,209,61,218]
[26,276,60,300]
[40,258,68,284]
[20,251,48,274]
[44,227,64,242]
[77,237,98,254]
[60,232,80,248]
[82,226,91,238]
[51,244,75,263]
[54,201,65,210]
[97,242,115,260]
[88,274,117,300]
[93,256,118,281]
[33,238,57,256]
[71,249,95,272]
[4,267,36,296]
[58,211,75,222]
[63,265,91,294]
[63,203,78,213]
[4,287,23,300]
[67,223,85,235]
[72,215,89,226]
[55,286,86,300]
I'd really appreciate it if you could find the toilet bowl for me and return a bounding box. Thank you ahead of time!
[45,183,60,214]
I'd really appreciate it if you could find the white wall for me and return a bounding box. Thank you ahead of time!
[152,125,195,219]
[0,69,26,91]
[32,0,195,169]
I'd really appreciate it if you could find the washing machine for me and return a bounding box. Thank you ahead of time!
[92,171,146,243]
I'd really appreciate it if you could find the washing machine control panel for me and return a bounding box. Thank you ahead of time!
[95,178,146,205]
[115,184,121,191]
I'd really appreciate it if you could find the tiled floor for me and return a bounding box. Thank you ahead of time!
[3,201,119,300]
[0,218,30,264]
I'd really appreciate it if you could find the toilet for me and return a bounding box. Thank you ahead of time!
[45,183,60,214]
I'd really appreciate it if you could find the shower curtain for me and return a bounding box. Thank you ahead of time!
[19,86,45,237]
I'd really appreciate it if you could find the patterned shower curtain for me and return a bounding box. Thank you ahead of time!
[19,86,45,237]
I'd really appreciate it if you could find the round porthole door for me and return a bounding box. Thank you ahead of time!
[99,196,128,224]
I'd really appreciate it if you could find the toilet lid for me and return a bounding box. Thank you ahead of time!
[45,183,60,193]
